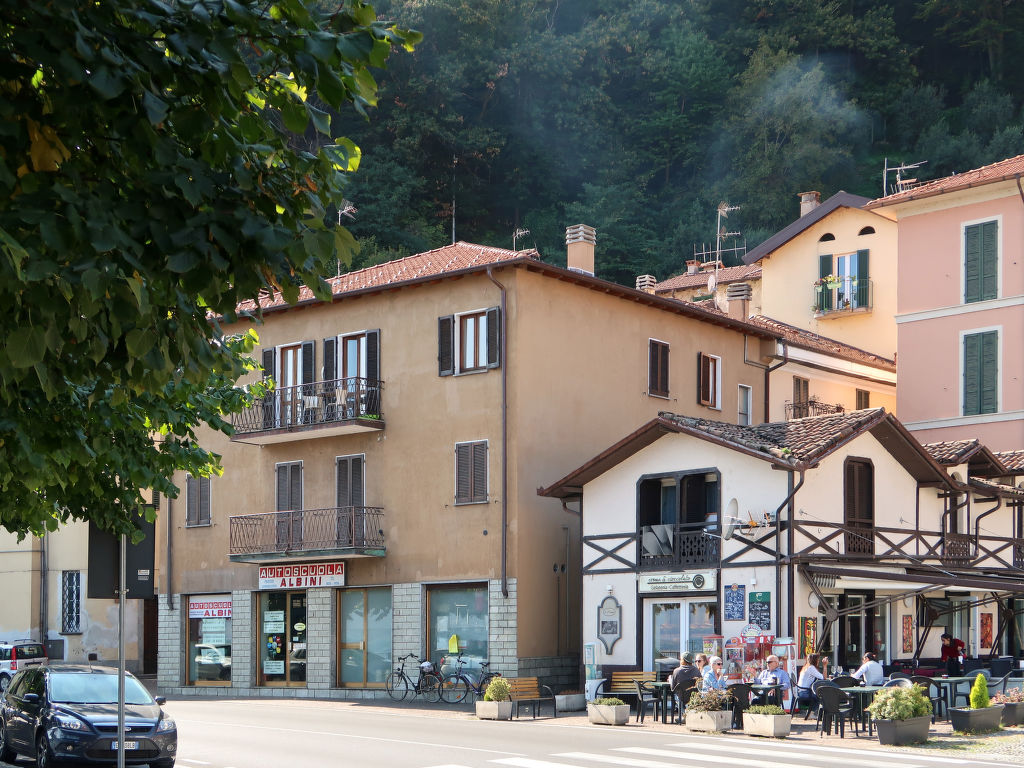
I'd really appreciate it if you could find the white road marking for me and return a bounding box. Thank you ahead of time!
[618,746,926,768]
[666,737,1010,765]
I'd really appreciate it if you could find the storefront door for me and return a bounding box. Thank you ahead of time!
[338,587,392,687]
[644,598,718,670]
[259,591,307,686]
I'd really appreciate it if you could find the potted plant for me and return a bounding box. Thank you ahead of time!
[475,677,513,720]
[949,673,1004,733]
[588,697,630,725]
[683,688,732,732]
[993,687,1024,726]
[743,704,792,738]
[555,689,586,712]
[865,684,932,745]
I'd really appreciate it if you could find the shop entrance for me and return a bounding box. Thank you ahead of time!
[259,591,307,686]
[644,598,718,670]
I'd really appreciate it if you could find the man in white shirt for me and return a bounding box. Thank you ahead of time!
[851,652,884,685]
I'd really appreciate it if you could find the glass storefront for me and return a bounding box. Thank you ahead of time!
[260,591,307,686]
[338,587,392,687]
[428,584,488,676]
[645,598,718,669]
[187,595,232,686]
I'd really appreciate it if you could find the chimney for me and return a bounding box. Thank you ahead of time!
[726,282,752,321]
[799,191,820,217]
[565,224,596,275]
[635,274,656,293]
[686,259,700,275]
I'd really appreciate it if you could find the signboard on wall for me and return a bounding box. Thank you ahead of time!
[258,562,345,589]
[188,596,232,619]
[638,570,717,594]
[724,584,745,621]
[749,591,771,631]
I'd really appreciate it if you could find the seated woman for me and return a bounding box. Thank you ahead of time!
[850,651,884,685]
[701,656,729,691]
[796,653,825,706]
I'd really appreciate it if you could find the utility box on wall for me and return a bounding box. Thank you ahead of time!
[87,517,156,600]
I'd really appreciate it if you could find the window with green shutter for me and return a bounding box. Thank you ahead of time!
[963,330,998,416]
[964,221,998,303]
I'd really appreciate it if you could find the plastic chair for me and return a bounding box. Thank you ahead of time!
[888,671,912,680]
[671,679,698,724]
[911,675,945,722]
[790,683,815,716]
[831,675,858,688]
[817,685,859,738]
[727,682,753,729]
[634,679,661,723]
[883,677,914,688]
[951,671,1006,708]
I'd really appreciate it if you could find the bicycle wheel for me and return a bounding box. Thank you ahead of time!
[441,674,470,703]
[420,672,442,703]
[385,671,410,702]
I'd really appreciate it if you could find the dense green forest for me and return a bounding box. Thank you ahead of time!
[331,0,1024,285]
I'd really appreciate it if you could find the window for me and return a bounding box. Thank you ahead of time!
[186,474,211,527]
[649,339,670,397]
[818,250,869,310]
[323,330,381,418]
[455,441,487,504]
[818,233,835,242]
[844,458,874,555]
[737,384,752,426]
[858,226,875,236]
[964,220,998,303]
[338,587,392,687]
[638,471,720,564]
[61,571,81,634]
[963,330,998,416]
[438,307,501,376]
[427,584,488,677]
[187,595,232,686]
[792,376,809,417]
[261,340,315,428]
[855,389,870,410]
[697,353,721,409]
[275,461,303,549]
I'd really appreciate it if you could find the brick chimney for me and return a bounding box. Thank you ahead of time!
[686,259,700,275]
[635,274,656,293]
[726,282,752,321]
[799,191,820,217]
[565,224,596,275]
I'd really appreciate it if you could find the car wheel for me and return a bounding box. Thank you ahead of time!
[0,675,10,694]
[36,730,57,768]
[0,719,16,763]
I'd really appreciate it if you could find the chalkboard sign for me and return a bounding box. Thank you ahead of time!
[749,591,771,630]
[724,583,745,621]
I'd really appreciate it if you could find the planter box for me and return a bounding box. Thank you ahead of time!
[555,693,586,712]
[475,701,513,720]
[950,705,1004,733]
[1000,701,1024,726]
[874,716,930,746]
[743,713,792,739]
[588,703,630,725]
[685,709,732,733]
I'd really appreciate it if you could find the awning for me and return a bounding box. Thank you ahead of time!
[803,564,1024,594]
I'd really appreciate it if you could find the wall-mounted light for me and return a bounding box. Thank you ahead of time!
[606,585,614,595]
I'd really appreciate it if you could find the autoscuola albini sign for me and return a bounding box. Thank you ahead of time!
[258,562,346,589]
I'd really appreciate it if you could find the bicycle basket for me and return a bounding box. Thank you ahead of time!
[419,660,434,675]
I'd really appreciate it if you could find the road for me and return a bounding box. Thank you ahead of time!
[2,698,1019,768]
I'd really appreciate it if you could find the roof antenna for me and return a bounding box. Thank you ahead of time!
[882,158,927,196]
[451,154,457,244]
[513,228,530,251]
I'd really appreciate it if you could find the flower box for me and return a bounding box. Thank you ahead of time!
[1002,701,1024,726]
[950,705,1004,733]
[874,715,930,745]
[475,701,513,720]
[685,709,732,732]
[743,712,792,738]
[555,693,586,712]
[587,702,630,725]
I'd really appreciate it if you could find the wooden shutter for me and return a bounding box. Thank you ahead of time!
[471,442,487,502]
[981,221,998,300]
[649,340,669,397]
[697,353,712,405]
[199,476,211,524]
[819,253,833,311]
[963,333,981,415]
[336,455,365,508]
[856,389,870,410]
[485,307,501,369]
[980,331,998,414]
[366,330,380,381]
[276,463,302,511]
[301,340,315,390]
[844,459,873,554]
[455,444,471,502]
[856,249,869,306]
[438,315,454,376]
[186,475,198,525]
[262,348,275,380]
[323,337,337,382]
[965,224,981,302]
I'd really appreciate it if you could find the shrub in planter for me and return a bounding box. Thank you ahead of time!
[743,704,792,739]
[476,677,513,720]
[684,688,732,732]
[993,688,1024,726]
[588,697,630,725]
[950,673,1003,734]
[866,685,932,745]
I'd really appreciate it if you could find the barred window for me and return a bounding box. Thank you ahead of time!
[62,571,82,634]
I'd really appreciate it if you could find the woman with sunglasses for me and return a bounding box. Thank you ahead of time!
[701,655,729,691]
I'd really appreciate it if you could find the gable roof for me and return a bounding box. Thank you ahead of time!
[969,477,1024,501]
[653,264,761,294]
[865,154,1024,208]
[743,191,872,265]
[747,315,895,372]
[921,439,1007,476]
[538,408,951,498]
[995,450,1024,474]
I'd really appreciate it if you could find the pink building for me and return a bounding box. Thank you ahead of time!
[866,155,1024,450]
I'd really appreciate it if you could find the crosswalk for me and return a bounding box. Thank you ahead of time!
[424,735,1013,768]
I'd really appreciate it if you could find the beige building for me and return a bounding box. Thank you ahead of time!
[156,231,787,697]
[648,261,763,315]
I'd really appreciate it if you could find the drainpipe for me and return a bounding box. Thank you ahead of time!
[778,468,806,639]
[973,494,1002,543]
[486,267,509,598]
[39,532,47,645]
[166,496,174,610]
[764,342,789,423]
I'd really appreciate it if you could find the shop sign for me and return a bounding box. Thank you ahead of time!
[188,596,232,619]
[638,570,716,593]
[263,660,284,674]
[258,562,345,589]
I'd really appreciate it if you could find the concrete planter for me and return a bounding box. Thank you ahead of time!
[1001,701,1024,726]
[588,703,630,725]
[475,701,513,720]
[950,705,1004,733]
[743,713,792,738]
[685,709,732,733]
[555,693,586,712]
[874,716,930,745]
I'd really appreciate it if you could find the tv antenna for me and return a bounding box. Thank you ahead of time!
[693,202,745,284]
[513,228,531,251]
[882,158,927,196]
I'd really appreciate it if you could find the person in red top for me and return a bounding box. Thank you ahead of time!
[941,632,965,675]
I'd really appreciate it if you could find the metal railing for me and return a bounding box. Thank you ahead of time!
[229,506,385,556]
[813,277,873,314]
[231,376,383,435]
[639,522,720,569]
[942,532,972,567]
[785,398,845,420]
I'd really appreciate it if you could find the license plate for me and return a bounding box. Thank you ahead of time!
[111,741,138,750]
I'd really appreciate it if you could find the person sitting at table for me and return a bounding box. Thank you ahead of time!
[694,653,710,678]
[670,652,701,688]
[850,651,884,685]
[753,654,792,704]
[701,656,729,691]
[796,653,825,706]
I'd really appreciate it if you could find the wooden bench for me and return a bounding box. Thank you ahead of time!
[506,676,556,719]
[598,670,657,706]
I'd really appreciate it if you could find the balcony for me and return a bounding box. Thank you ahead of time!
[785,398,845,420]
[812,277,873,317]
[230,377,383,444]
[639,522,719,570]
[228,506,386,563]
[942,532,973,567]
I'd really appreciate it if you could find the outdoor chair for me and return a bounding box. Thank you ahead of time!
[634,679,661,723]
[727,682,753,729]
[790,683,815,717]
[911,675,946,722]
[831,675,858,688]
[883,677,914,688]
[671,679,699,724]
[951,670,1005,708]
[817,685,859,738]
[810,679,839,731]
[888,672,912,680]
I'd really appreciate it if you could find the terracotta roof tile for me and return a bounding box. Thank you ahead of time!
[653,264,761,293]
[866,154,1024,208]
[921,439,983,466]
[747,315,895,371]
[969,477,1024,500]
[995,450,1024,473]
[236,242,539,313]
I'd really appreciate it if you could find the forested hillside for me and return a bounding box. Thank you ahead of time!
[332,0,1024,285]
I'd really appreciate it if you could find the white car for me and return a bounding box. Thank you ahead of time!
[0,640,47,693]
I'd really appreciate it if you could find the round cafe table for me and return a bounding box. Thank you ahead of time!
[837,684,886,734]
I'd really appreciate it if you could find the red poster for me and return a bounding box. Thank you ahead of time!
[902,615,913,654]
[981,613,993,648]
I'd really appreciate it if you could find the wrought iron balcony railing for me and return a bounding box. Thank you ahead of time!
[785,398,845,420]
[228,506,385,558]
[639,522,720,570]
[813,277,873,315]
[230,376,383,436]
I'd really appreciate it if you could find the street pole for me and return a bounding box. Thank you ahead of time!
[118,533,126,768]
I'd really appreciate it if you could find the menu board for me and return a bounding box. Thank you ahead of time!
[724,584,745,621]
[749,591,771,630]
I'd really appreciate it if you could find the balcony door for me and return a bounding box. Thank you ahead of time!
[638,471,720,568]
[278,343,302,426]
[645,599,718,670]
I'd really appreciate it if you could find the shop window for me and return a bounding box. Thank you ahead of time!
[428,584,488,677]
[187,595,232,686]
[338,587,392,687]
[259,591,307,687]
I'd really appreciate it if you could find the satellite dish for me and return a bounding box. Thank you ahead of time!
[707,272,717,293]
[722,499,740,540]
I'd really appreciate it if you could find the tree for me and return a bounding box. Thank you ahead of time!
[0,0,418,536]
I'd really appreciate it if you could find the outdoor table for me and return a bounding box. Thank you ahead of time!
[750,682,784,707]
[649,680,673,724]
[933,675,976,711]
[838,684,886,734]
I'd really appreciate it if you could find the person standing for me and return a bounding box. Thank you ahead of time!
[851,651,884,685]
[941,633,965,675]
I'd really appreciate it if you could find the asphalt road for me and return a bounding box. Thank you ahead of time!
[2,698,1021,768]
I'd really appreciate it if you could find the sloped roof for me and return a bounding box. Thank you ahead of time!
[653,264,761,293]
[995,450,1024,473]
[747,315,895,372]
[969,477,1024,500]
[921,439,1007,477]
[866,154,1024,208]
[744,192,872,264]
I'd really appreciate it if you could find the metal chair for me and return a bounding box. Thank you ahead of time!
[883,677,914,688]
[831,675,858,688]
[727,682,753,729]
[951,671,1007,708]
[634,679,661,723]
[911,675,946,722]
[817,685,859,738]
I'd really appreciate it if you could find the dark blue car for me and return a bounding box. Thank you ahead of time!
[0,664,176,768]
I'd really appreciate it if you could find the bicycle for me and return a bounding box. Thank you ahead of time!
[385,653,442,702]
[440,651,500,703]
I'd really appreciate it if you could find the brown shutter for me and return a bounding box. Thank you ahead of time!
[262,348,275,380]
[438,316,454,376]
[649,341,669,397]
[455,444,471,502]
[698,353,712,405]
[186,475,198,525]
[277,463,301,512]
[276,465,289,511]
[200,476,211,524]
[366,330,380,381]
[472,442,487,502]
[337,457,350,508]
[485,307,500,369]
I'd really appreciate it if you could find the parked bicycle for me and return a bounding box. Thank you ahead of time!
[440,651,500,703]
[385,653,442,702]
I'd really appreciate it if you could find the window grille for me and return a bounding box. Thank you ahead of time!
[62,571,81,634]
